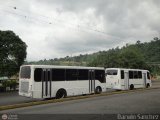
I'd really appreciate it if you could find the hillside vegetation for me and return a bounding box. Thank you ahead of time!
[26,37,160,75]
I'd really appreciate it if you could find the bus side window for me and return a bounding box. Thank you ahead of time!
[34,68,43,82]
[121,70,124,79]
[95,70,105,83]
[138,71,142,79]
[147,72,150,79]
[78,69,89,80]
[66,69,78,81]
[129,71,133,79]
[52,69,65,81]
[133,71,138,79]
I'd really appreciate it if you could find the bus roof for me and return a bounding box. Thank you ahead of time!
[21,65,105,70]
[105,68,149,72]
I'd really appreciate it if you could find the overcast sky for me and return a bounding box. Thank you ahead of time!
[0,0,160,61]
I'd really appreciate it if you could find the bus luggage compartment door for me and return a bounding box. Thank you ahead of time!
[89,70,95,93]
[42,69,52,98]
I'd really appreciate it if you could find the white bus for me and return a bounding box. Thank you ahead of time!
[19,65,106,99]
[105,68,151,90]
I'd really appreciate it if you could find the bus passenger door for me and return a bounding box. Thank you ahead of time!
[143,73,147,87]
[124,72,129,90]
[89,70,95,93]
[42,69,52,98]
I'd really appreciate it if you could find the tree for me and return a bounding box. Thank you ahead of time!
[0,30,27,77]
[119,45,147,69]
[88,44,148,69]
[1,80,10,91]
[88,48,121,67]
[9,80,18,90]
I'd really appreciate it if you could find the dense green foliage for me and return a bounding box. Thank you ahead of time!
[26,53,97,66]
[0,80,18,91]
[0,30,27,77]
[26,37,160,75]
[88,38,160,75]
[88,43,148,69]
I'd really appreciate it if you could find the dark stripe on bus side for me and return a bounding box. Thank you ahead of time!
[93,70,95,92]
[45,70,48,96]
[41,70,44,98]
[50,69,52,98]
[90,70,92,92]
[89,70,90,93]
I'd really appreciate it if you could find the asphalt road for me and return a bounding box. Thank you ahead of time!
[152,80,160,88]
[1,88,160,114]
[0,89,115,107]
[0,80,159,107]
[0,91,40,106]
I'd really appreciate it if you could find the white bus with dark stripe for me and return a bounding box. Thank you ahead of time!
[105,68,151,90]
[19,65,106,99]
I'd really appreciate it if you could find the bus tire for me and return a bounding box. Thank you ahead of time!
[56,89,67,99]
[146,83,150,88]
[95,86,102,94]
[130,84,134,90]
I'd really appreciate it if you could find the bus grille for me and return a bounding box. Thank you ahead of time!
[20,81,29,93]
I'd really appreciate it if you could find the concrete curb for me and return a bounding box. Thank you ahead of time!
[0,87,159,111]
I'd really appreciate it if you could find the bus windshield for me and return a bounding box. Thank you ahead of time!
[20,66,31,79]
[106,70,118,75]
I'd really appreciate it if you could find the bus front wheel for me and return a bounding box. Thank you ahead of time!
[56,89,67,99]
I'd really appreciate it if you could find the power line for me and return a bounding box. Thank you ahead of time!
[0,5,113,36]
[0,5,126,45]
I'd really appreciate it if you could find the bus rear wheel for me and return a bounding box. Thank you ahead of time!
[95,86,102,94]
[130,84,134,90]
[146,83,150,88]
[56,89,67,99]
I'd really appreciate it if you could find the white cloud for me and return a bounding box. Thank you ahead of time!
[0,0,160,61]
